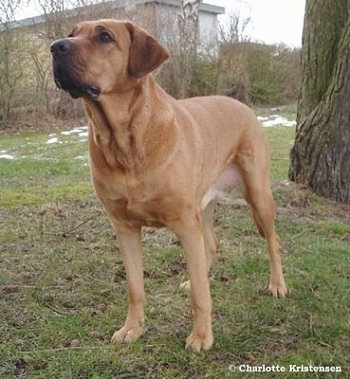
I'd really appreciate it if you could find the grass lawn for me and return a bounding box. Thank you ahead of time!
[1,110,349,378]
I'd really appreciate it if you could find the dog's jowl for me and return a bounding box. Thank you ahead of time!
[51,19,287,352]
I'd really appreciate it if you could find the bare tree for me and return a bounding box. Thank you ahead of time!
[217,9,252,103]
[178,0,201,98]
[0,0,27,125]
[219,11,251,44]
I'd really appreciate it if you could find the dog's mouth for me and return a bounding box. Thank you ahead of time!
[52,61,100,100]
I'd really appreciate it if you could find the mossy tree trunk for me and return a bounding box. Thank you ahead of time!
[289,0,350,203]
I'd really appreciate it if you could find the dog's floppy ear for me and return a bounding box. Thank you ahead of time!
[126,22,169,78]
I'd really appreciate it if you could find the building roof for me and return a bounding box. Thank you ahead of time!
[140,0,224,15]
[1,1,224,31]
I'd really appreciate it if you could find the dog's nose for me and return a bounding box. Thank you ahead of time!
[50,39,72,57]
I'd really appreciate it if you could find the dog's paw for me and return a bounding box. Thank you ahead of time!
[179,280,191,291]
[185,330,213,352]
[268,281,288,297]
[110,325,145,344]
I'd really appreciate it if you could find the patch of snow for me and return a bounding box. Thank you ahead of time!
[259,114,296,128]
[0,154,15,160]
[61,126,88,136]
[46,137,59,144]
[78,131,88,138]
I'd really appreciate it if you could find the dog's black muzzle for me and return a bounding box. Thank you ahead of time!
[50,39,100,99]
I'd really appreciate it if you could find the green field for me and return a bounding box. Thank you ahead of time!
[1,111,349,378]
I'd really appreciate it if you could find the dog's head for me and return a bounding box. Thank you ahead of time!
[50,19,169,99]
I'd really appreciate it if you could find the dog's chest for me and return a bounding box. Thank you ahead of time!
[93,171,170,227]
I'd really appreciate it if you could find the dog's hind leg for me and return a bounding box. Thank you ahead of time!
[237,151,287,298]
[203,200,219,273]
[180,200,219,291]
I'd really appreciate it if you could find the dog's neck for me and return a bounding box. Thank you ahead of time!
[84,75,177,171]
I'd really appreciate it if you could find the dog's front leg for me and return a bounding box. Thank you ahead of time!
[111,226,146,344]
[174,214,214,351]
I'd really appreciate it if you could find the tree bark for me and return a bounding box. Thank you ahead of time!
[289,0,350,203]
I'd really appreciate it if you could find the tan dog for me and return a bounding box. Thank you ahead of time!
[50,19,287,351]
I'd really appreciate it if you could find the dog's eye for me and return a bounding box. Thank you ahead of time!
[97,32,113,43]
[67,27,77,38]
